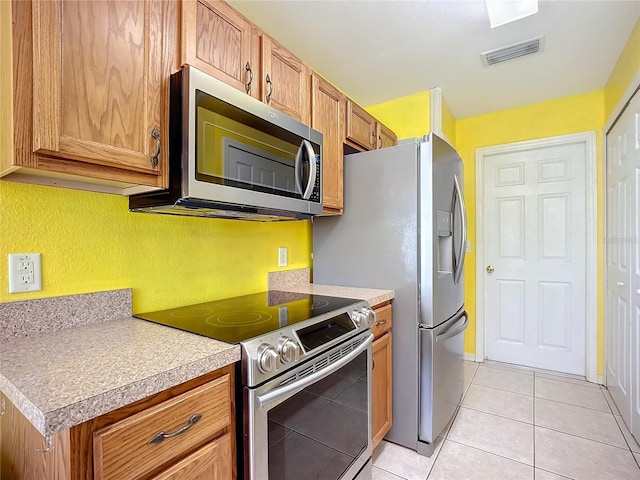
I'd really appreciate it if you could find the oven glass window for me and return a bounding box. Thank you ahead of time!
[267,350,369,479]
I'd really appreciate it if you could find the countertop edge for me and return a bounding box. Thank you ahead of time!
[0,320,240,438]
[39,344,240,436]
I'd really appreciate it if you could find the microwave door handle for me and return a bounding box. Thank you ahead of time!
[294,141,305,196]
[453,173,467,284]
[300,139,317,200]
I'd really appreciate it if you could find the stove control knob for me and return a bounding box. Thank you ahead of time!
[257,343,279,373]
[278,336,299,364]
[352,310,365,328]
[361,307,376,327]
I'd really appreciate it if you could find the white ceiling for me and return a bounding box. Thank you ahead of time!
[228,0,640,119]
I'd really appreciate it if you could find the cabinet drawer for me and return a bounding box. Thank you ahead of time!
[371,303,392,338]
[150,432,233,480]
[94,374,231,480]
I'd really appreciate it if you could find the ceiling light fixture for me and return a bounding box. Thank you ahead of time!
[485,0,538,28]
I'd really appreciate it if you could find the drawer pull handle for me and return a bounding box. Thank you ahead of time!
[148,413,203,444]
[375,319,387,327]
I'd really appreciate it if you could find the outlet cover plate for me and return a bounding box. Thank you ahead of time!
[8,253,42,293]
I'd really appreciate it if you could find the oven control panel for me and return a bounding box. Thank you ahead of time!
[242,301,376,387]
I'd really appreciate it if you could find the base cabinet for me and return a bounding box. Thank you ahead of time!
[0,365,235,480]
[371,303,393,449]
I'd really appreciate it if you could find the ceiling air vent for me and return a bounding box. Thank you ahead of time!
[481,35,545,67]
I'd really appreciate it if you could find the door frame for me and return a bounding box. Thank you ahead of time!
[474,131,598,383]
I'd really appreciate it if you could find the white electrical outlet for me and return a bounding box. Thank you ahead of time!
[8,253,42,293]
[278,247,288,267]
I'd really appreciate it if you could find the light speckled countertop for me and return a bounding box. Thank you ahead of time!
[0,276,392,439]
[0,290,240,438]
[269,268,394,307]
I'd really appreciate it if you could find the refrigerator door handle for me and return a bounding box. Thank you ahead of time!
[453,174,467,284]
[435,311,468,343]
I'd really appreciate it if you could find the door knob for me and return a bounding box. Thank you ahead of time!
[486,265,495,273]
[617,281,625,287]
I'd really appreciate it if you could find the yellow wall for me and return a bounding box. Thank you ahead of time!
[441,98,457,147]
[456,91,606,372]
[0,181,312,313]
[605,18,640,121]
[367,91,430,140]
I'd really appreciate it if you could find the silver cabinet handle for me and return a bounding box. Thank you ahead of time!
[375,319,387,327]
[148,413,202,444]
[245,62,253,94]
[265,74,273,103]
[150,127,160,167]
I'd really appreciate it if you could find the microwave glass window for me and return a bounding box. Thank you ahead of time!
[194,90,319,201]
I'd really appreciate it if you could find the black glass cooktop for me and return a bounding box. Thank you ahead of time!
[134,290,362,344]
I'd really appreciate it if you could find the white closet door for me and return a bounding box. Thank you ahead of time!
[606,88,640,441]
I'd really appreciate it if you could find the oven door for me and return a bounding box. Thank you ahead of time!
[244,333,373,480]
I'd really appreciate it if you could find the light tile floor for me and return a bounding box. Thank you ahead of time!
[372,360,640,480]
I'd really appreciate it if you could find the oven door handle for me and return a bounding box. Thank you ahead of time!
[256,333,373,409]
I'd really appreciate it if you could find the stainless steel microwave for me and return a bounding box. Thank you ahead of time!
[129,66,322,220]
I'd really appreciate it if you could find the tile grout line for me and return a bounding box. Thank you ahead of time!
[443,437,535,470]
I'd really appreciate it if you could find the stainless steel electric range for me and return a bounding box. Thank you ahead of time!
[135,290,376,480]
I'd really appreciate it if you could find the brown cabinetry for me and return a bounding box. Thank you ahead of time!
[181,0,254,96]
[0,365,235,480]
[377,123,398,150]
[346,99,397,152]
[1,0,178,193]
[256,31,311,125]
[371,302,393,449]
[311,73,345,214]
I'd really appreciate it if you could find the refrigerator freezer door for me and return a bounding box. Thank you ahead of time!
[417,309,468,455]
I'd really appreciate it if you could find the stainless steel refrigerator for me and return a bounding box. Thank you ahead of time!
[312,133,468,456]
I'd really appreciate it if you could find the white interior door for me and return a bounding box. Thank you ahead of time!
[483,141,587,375]
[606,88,640,441]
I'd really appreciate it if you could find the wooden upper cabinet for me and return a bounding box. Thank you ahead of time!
[377,123,398,150]
[181,0,255,96]
[259,32,310,125]
[346,100,377,151]
[311,74,345,215]
[28,0,175,187]
[346,99,397,152]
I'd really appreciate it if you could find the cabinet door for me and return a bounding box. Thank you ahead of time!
[377,123,398,149]
[151,433,233,480]
[372,331,393,449]
[181,0,254,95]
[346,100,377,151]
[311,73,344,215]
[31,0,174,187]
[261,33,310,124]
